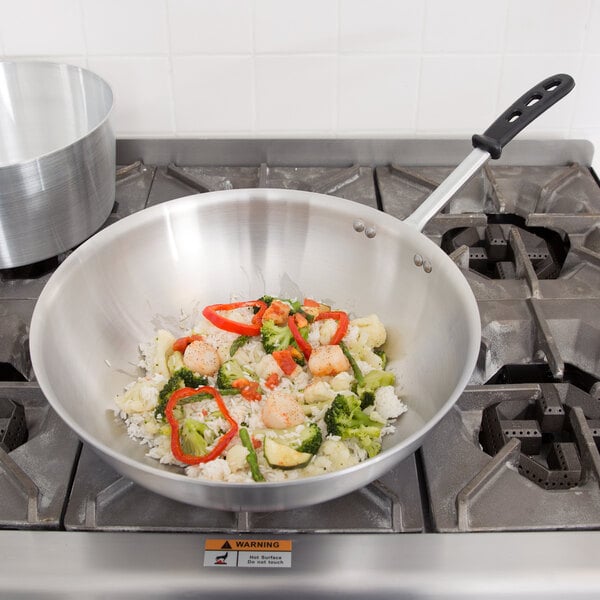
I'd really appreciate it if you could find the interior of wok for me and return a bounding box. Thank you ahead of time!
[32,191,478,476]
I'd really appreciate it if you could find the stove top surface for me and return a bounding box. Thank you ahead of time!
[1,139,600,598]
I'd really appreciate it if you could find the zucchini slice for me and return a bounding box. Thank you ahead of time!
[263,437,313,470]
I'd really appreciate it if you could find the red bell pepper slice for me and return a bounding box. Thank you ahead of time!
[172,334,203,353]
[165,386,238,465]
[302,298,321,308]
[315,310,349,345]
[288,314,313,360]
[272,349,298,376]
[265,372,280,390]
[232,378,262,401]
[202,300,268,336]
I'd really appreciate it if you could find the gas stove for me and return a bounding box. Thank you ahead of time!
[2,139,600,598]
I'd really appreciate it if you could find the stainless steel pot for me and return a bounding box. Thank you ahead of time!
[0,61,115,269]
[29,75,574,512]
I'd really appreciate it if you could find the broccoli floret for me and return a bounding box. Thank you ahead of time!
[295,423,323,455]
[154,367,207,419]
[216,359,257,390]
[216,359,247,389]
[179,418,211,457]
[355,369,396,408]
[284,298,302,313]
[345,425,382,458]
[324,393,384,458]
[256,295,276,308]
[260,319,294,354]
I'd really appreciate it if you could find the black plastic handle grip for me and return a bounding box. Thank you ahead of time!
[472,74,575,159]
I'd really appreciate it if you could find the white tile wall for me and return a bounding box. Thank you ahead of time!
[0,0,599,160]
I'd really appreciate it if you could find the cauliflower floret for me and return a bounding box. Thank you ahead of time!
[307,323,321,348]
[231,339,266,367]
[355,345,383,369]
[374,385,407,420]
[254,354,284,379]
[330,371,353,391]
[226,444,249,472]
[147,329,176,378]
[319,318,339,345]
[303,438,359,476]
[320,439,359,470]
[115,376,162,414]
[349,314,387,349]
[303,380,336,404]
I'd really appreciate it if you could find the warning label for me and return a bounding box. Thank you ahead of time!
[204,539,292,568]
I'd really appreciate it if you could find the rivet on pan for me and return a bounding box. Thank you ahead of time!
[423,260,432,273]
[364,226,377,238]
[414,254,423,267]
[353,220,365,232]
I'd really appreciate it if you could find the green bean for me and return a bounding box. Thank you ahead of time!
[239,427,265,482]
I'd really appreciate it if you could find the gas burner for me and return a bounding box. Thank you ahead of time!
[422,384,600,532]
[442,217,569,279]
[479,382,600,491]
[480,393,580,490]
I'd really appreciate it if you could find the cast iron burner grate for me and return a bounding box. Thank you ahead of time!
[0,398,27,452]
[487,363,600,392]
[145,162,378,209]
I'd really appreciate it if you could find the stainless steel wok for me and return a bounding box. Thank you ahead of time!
[29,74,574,512]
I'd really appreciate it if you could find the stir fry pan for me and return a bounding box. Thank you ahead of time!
[30,75,574,511]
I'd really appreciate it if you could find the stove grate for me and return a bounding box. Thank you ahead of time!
[0,399,27,452]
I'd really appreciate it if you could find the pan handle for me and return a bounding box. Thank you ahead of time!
[403,73,575,232]
[472,73,575,159]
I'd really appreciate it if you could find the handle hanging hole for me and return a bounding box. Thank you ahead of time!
[526,94,542,106]
[544,80,560,92]
[507,110,521,123]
